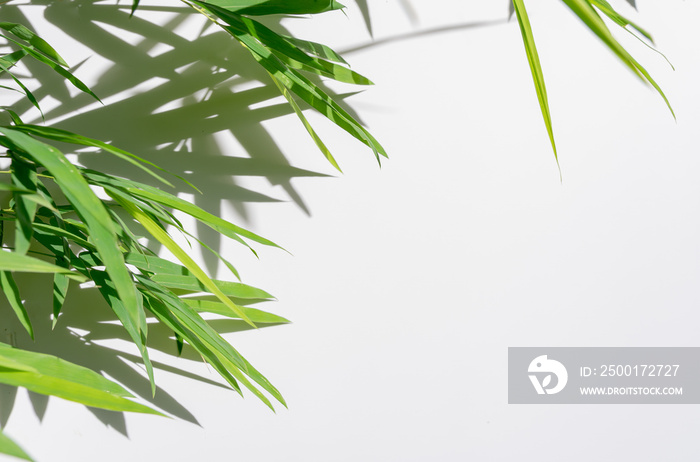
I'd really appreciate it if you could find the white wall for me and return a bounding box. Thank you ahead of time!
[2,1,700,460]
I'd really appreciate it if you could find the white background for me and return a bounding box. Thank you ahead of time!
[2,0,700,460]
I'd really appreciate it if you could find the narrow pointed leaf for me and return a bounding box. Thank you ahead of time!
[512,0,558,165]
[52,272,69,329]
[0,343,162,415]
[12,125,179,188]
[0,271,33,339]
[203,0,345,15]
[0,430,33,462]
[10,153,38,255]
[183,299,289,323]
[1,35,99,102]
[0,251,86,281]
[0,22,68,67]
[270,72,341,170]
[282,36,348,64]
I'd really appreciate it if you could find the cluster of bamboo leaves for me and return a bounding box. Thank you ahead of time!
[0,0,671,459]
[0,1,384,459]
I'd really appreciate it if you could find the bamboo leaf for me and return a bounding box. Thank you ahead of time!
[281,36,348,64]
[1,35,100,103]
[512,0,558,166]
[0,22,68,67]
[0,250,86,281]
[0,430,33,462]
[149,273,274,300]
[203,0,345,15]
[0,271,33,339]
[269,72,341,170]
[88,269,156,394]
[184,299,289,323]
[10,153,38,255]
[0,61,43,118]
[52,272,69,329]
[0,343,163,415]
[11,125,181,189]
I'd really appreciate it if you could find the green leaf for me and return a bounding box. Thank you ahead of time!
[0,430,33,462]
[0,250,86,281]
[0,50,28,69]
[150,273,274,300]
[269,72,341,170]
[82,169,280,251]
[203,0,345,15]
[0,61,43,118]
[0,271,33,339]
[0,343,163,415]
[0,35,100,103]
[11,125,180,189]
[184,299,289,323]
[88,269,156,395]
[10,153,38,255]
[0,184,31,193]
[282,36,348,64]
[511,0,558,167]
[0,22,68,67]
[560,0,674,117]
[52,272,69,329]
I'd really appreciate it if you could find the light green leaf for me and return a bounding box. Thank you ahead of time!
[184,299,289,323]
[0,250,86,281]
[561,0,674,117]
[512,0,558,166]
[82,169,279,251]
[0,343,163,415]
[0,430,33,462]
[150,273,274,300]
